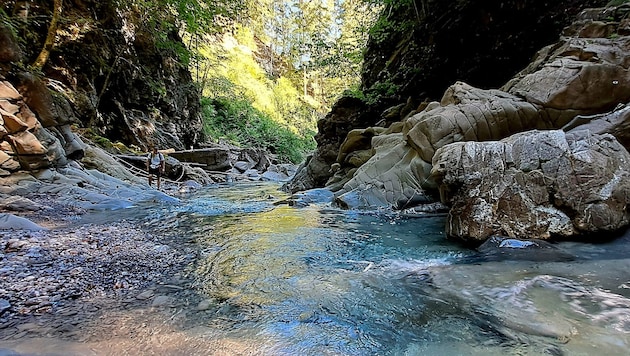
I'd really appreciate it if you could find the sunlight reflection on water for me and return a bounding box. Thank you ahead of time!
[133,182,630,355]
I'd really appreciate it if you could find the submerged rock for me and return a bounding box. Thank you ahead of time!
[477,236,575,262]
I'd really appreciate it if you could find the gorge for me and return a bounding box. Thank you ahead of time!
[1,0,630,354]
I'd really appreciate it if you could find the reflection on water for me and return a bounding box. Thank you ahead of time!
[139,182,630,355]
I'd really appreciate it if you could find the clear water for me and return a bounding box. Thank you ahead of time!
[137,182,630,355]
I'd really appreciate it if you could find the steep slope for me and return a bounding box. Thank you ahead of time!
[2,0,202,151]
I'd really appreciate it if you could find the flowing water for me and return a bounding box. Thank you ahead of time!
[102,183,630,354]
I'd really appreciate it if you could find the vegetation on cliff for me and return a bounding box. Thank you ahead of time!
[1,0,383,163]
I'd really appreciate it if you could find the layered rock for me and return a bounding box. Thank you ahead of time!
[302,4,630,243]
[0,78,86,175]
[288,0,609,192]
[431,130,630,242]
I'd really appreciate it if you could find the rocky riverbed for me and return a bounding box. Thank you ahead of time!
[0,190,214,353]
[0,164,271,354]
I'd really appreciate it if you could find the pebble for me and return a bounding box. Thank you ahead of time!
[136,290,155,300]
[0,220,190,339]
[0,300,10,315]
[0,171,210,345]
[196,300,212,311]
[151,295,173,307]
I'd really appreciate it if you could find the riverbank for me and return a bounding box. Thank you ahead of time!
[0,179,271,355]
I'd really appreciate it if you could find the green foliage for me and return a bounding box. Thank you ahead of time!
[201,97,315,163]
[0,8,16,36]
[343,80,399,106]
[367,0,420,45]
[193,27,320,162]
[607,0,630,5]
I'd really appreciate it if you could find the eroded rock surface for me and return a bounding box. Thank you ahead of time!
[305,5,630,243]
[431,130,630,242]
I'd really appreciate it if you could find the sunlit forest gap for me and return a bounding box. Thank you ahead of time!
[185,0,382,162]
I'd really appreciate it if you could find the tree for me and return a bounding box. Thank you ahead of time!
[32,0,62,70]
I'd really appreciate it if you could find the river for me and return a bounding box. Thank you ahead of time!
[131,182,629,355]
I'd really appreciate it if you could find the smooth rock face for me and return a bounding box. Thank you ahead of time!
[312,6,630,243]
[0,213,46,231]
[431,130,630,242]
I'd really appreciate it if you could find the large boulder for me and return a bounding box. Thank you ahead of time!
[431,130,630,243]
[332,82,579,209]
[0,79,86,171]
[503,9,630,113]
[563,103,630,150]
[288,0,608,192]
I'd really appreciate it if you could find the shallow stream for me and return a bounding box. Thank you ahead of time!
[130,182,630,355]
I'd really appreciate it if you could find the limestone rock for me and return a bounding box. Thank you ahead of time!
[431,130,630,243]
[0,81,22,101]
[6,131,46,155]
[503,12,630,112]
[0,195,44,212]
[169,148,231,171]
[0,151,19,172]
[563,103,630,151]
[404,82,565,163]
[335,133,434,209]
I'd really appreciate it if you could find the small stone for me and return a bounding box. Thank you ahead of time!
[151,295,173,307]
[135,290,155,300]
[0,298,10,314]
[196,300,212,311]
[16,322,38,332]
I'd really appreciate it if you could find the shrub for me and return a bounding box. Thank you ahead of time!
[201,97,316,163]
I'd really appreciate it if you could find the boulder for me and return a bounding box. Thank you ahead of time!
[503,11,630,112]
[169,148,231,171]
[261,164,295,182]
[0,213,46,231]
[563,103,630,151]
[334,133,434,209]
[431,130,630,243]
[0,195,44,212]
[404,82,569,163]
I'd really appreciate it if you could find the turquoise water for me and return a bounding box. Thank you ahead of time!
[145,182,630,355]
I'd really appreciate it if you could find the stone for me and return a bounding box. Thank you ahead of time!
[151,295,173,307]
[234,160,253,172]
[0,151,19,172]
[0,108,28,134]
[5,131,46,155]
[169,148,231,171]
[0,213,47,231]
[431,130,630,242]
[563,103,630,151]
[0,196,43,211]
[196,300,212,311]
[0,299,10,315]
[136,290,155,300]
[0,81,21,100]
[0,100,19,115]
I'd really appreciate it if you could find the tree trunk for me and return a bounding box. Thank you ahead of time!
[32,0,63,70]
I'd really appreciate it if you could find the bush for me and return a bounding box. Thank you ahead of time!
[201,97,316,163]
